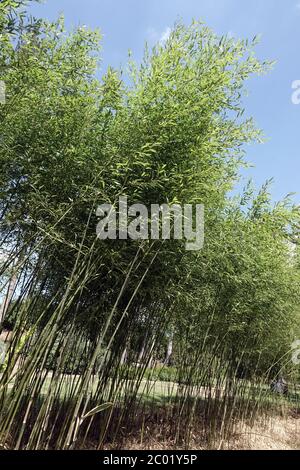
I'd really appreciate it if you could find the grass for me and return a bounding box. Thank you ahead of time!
[3,369,299,407]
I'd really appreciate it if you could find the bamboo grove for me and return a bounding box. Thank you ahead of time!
[0,1,300,450]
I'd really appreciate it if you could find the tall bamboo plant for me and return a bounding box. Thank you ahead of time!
[0,3,299,450]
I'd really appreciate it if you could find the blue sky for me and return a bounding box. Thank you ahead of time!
[29,0,300,204]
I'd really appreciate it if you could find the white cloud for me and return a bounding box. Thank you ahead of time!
[146,26,171,45]
[159,27,171,44]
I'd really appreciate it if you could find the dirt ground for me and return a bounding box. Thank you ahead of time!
[105,414,299,450]
[230,415,299,450]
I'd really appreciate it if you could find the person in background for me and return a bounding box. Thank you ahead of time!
[270,376,288,396]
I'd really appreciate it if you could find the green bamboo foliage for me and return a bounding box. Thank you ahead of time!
[0,4,299,450]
